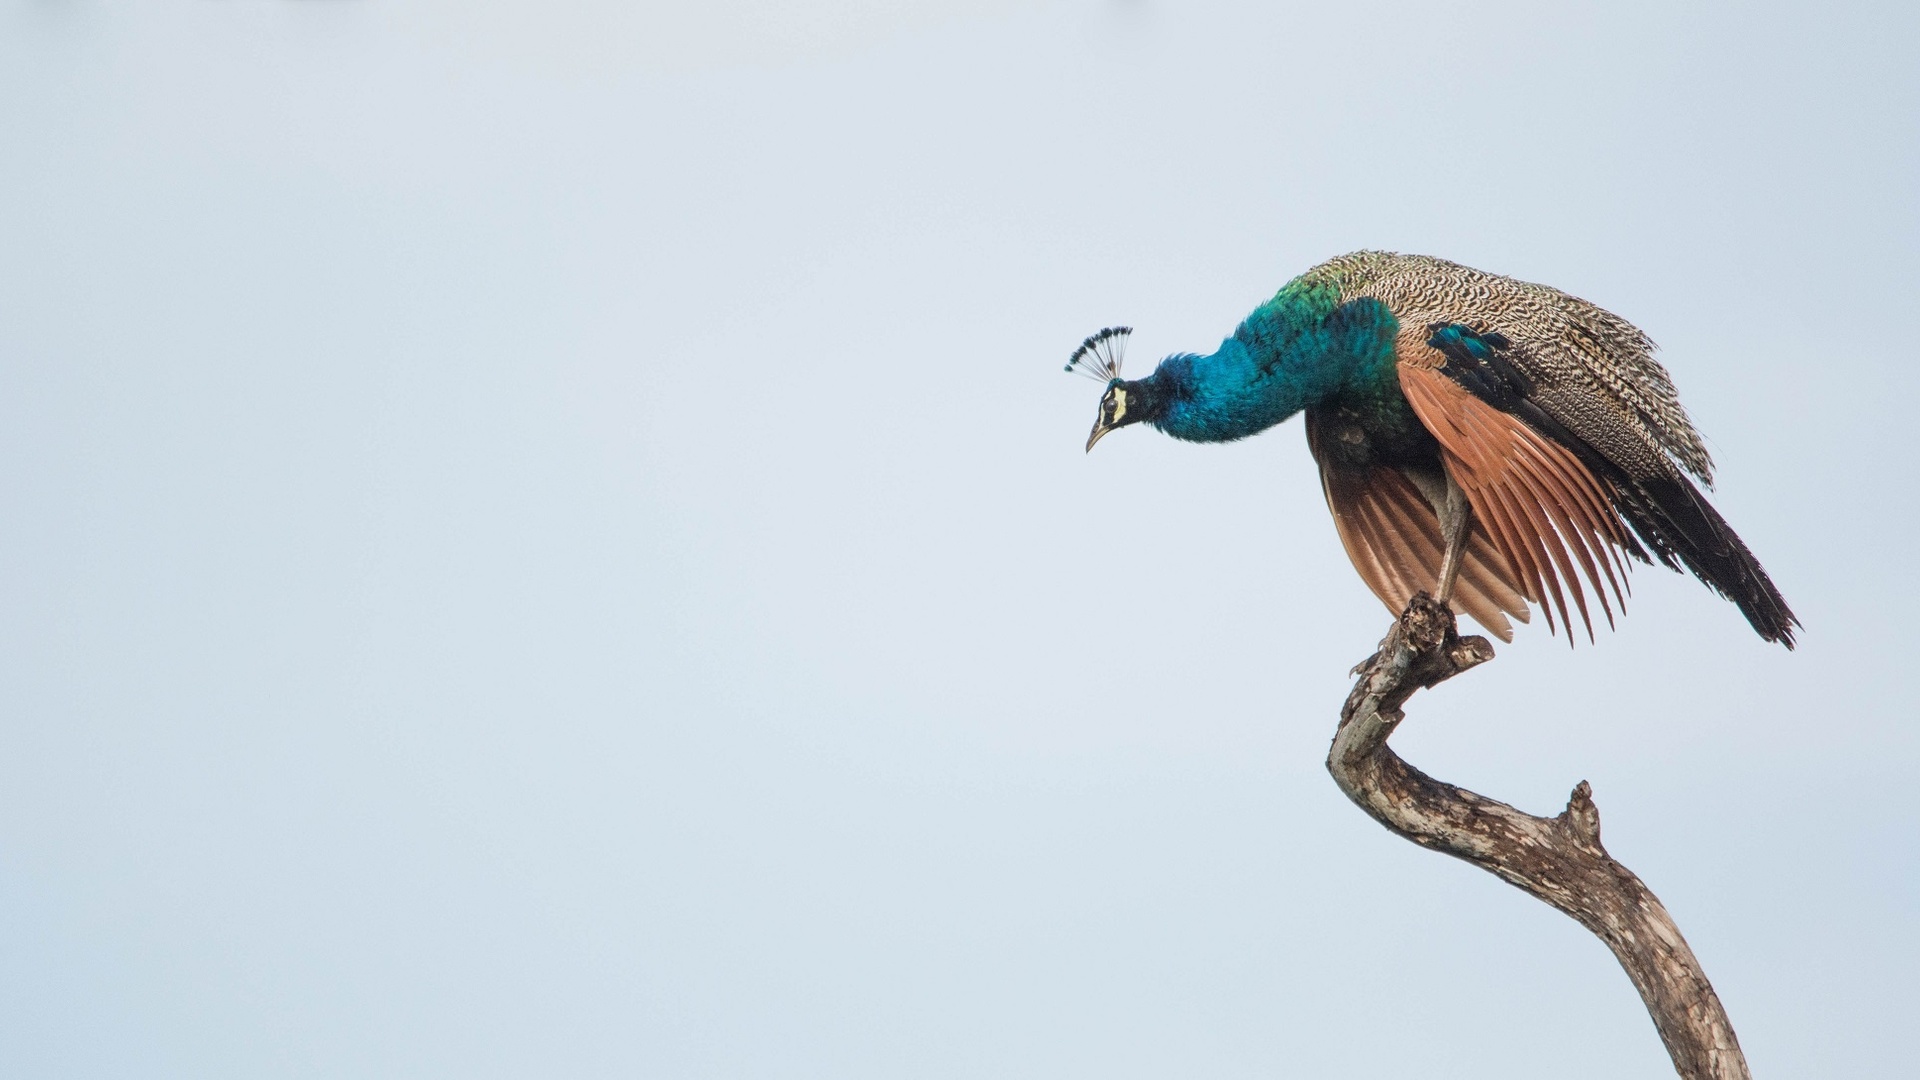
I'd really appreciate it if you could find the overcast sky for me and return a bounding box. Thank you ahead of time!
[1,2,1915,1077]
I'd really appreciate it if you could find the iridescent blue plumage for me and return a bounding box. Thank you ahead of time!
[1136,291,1409,448]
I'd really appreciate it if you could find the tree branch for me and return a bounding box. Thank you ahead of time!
[1327,592,1749,1080]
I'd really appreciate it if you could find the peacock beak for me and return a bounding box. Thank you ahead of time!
[1086,414,1113,452]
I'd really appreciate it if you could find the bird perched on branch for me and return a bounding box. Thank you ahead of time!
[1070,251,1797,646]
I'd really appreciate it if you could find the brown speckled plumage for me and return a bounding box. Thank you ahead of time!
[1313,251,1713,486]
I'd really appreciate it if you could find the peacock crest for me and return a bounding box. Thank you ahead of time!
[1064,326,1131,383]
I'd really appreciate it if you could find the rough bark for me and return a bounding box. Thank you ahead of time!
[1327,592,1749,1080]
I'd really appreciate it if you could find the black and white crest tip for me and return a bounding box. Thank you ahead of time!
[1064,326,1131,383]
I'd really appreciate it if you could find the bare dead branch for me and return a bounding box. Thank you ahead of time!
[1327,592,1750,1080]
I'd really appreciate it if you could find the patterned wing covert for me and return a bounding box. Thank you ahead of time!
[1306,251,1713,487]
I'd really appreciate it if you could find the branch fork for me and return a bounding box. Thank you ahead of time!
[1328,593,1749,1080]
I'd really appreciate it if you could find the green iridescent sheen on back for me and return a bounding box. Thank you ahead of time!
[1263,263,1346,319]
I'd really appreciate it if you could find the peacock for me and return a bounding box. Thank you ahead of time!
[1070,251,1798,646]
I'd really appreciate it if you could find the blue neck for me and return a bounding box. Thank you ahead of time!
[1144,296,1400,444]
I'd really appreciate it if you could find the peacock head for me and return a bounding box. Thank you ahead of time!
[1086,379,1131,451]
[1067,326,1174,451]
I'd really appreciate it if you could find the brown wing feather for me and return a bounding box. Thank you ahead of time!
[1306,416,1529,642]
[1398,363,1633,644]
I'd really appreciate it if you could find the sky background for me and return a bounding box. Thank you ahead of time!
[1,1,1915,1077]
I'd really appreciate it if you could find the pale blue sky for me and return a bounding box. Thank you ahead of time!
[1,2,1914,1077]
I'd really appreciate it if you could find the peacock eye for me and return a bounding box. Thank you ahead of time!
[1109,388,1129,423]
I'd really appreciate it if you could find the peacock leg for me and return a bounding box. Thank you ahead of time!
[1434,471,1470,605]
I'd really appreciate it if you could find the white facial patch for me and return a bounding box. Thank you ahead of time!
[1108,387,1128,424]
